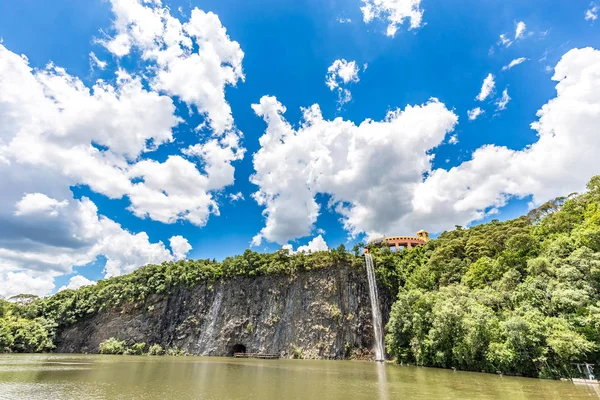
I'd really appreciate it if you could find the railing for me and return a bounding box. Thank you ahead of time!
[234,353,280,359]
[385,236,423,242]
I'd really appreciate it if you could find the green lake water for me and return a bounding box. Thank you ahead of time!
[0,354,599,399]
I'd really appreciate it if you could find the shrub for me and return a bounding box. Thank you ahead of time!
[166,347,184,356]
[290,344,303,359]
[128,342,147,355]
[148,344,164,355]
[99,337,126,354]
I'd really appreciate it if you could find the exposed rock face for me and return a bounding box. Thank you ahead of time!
[56,263,393,359]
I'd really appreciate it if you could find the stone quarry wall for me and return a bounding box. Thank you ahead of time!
[56,263,393,359]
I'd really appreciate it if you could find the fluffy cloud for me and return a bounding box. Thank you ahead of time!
[476,73,496,101]
[0,1,242,297]
[282,235,329,254]
[361,0,424,37]
[58,275,96,292]
[326,59,360,89]
[104,0,244,135]
[96,213,180,278]
[326,59,360,106]
[126,156,217,225]
[229,192,244,202]
[102,0,246,222]
[498,34,513,48]
[14,193,68,217]
[251,47,600,247]
[495,88,511,111]
[498,22,527,48]
[586,3,599,21]
[0,195,186,297]
[502,57,527,71]
[409,47,600,232]
[0,272,55,298]
[250,96,458,245]
[0,41,242,226]
[467,107,484,121]
[1,48,179,160]
[169,235,193,261]
[0,0,247,228]
[89,52,107,70]
[515,21,527,40]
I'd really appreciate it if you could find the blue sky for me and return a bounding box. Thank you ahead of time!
[1,0,599,296]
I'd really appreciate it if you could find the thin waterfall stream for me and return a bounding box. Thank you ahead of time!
[198,288,224,355]
[364,253,385,361]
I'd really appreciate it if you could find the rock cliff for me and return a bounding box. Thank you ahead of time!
[56,262,393,359]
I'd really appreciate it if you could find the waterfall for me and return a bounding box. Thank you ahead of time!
[198,288,224,355]
[365,254,385,361]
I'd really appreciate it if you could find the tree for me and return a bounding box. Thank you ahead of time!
[99,338,127,354]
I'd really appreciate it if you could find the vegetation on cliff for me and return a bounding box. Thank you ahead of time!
[0,248,360,353]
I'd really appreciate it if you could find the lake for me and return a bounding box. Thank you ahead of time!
[0,354,598,399]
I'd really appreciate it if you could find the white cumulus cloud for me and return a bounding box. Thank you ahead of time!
[283,235,329,254]
[495,88,511,111]
[169,235,193,261]
[467,107,484,121]
[0,272,55,299]
[361,0,424,37]
[104,0,245,135]
[0,43,242,229]
[14,193,68,217]
[412,47,600,233]
[251,47,600,250]
[58,275,96,292]
[89,52,107,70]
[326,59,360,106]
[1,195,186,297]
[476,73,495,101]
[229,192,244,202]
[515,21,527,39]
[250,96,458,245]
[586,3,598,21]
[0,0,246,229]
[326,59,360,89]
[0,2,244,298]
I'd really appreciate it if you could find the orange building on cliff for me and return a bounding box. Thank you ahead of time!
[364,230,429,253]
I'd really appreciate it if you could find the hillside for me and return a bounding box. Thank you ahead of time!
[381,176,600,378]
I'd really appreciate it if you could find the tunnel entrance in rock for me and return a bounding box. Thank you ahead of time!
[230,344,246,356]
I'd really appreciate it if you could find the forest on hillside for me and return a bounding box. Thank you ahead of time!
[379,176,600,379]
[1,176,599,379]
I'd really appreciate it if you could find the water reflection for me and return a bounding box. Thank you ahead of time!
[376,362,388,400]
[573,380,600,398]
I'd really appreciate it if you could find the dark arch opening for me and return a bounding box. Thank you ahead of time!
[230,344,246,357]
